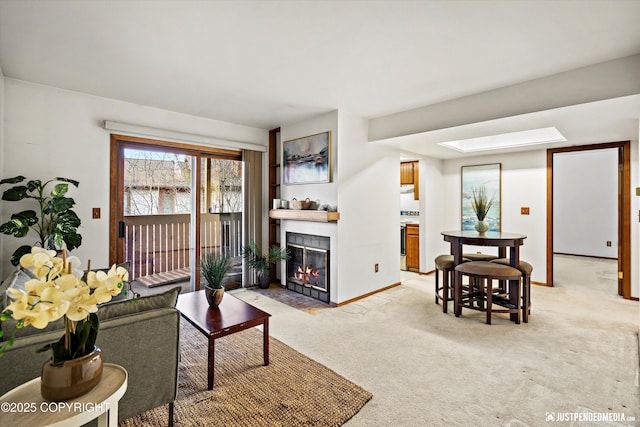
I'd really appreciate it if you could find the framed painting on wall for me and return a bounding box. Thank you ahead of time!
[461,163,501,231]
[283,131,331,185]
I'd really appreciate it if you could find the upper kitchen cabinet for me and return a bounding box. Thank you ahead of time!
[400,161,419,200]
[400,161,414,184]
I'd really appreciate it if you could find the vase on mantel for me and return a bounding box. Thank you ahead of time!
[474,219,489,234]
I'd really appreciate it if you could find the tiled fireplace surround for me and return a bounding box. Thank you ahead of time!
[285,232,330,304]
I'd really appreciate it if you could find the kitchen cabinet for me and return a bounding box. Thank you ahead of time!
[400,161,419,199]
[400,162,414,184]
[406,223,420,271]
[413,163,419,200]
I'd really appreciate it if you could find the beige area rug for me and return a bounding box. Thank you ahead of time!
[120,320,372,427]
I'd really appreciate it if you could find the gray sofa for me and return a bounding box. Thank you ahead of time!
[0,274,181,425]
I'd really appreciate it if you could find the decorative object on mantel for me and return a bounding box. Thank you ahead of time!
[461,163,501,232]
[241,240,290,289]
[200,252,231,308]
[0,176,83,266]
[0,247,128,400]
[318,203,337,212]
[290,197,312,210]
[283,131,331,185]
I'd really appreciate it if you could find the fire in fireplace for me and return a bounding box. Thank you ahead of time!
[286,233,330,303]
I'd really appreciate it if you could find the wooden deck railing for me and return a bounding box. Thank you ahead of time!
[124,213,242,281]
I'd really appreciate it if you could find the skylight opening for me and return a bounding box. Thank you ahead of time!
[438,127,567,153]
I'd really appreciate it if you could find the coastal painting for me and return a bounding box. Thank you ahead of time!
[283,131,331,185]
[461,163,501,232]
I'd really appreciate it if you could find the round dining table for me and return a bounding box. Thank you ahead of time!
[441,230,527,321]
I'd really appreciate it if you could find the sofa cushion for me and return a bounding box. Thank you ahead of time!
[1,286,180,342]
[1,267,38,310]
[97,286,181,322]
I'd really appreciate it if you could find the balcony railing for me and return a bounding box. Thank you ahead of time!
[124,212,242,283]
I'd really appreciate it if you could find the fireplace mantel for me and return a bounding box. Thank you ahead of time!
[269,209,340,223]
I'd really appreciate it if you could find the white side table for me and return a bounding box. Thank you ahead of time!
[0,363,128,427]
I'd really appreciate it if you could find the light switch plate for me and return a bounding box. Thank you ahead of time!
[92,208,101,219]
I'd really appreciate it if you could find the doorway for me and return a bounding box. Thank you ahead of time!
[546,141,631,299]
[109,134,244,291]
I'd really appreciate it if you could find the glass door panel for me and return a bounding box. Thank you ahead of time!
[122,148,196,289]
[200,157,244,289]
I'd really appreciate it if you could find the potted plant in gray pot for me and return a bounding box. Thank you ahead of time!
[200,252,231,308]
[241,240,290,289]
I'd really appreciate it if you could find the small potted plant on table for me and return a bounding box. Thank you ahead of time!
[471,185,495,234]
[200,252,231,308]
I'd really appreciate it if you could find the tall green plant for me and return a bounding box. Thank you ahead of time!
[241,240,290,280]
[0,176,82,265]
[471,186,495,221]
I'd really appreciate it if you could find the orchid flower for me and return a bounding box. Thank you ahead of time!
[1,249,132,364]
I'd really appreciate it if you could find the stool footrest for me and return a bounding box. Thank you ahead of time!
[491,295,517,309]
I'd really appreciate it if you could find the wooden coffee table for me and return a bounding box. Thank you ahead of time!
[176,291,271,390]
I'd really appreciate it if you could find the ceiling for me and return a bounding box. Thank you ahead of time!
[1,0,639,158]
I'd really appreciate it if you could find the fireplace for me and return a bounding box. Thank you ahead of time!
[286,232,330,304]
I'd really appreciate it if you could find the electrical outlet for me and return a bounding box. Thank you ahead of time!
[606,241,612,247]
[375,263,379,273]
[521,207,530,215]
[92,208,101,219]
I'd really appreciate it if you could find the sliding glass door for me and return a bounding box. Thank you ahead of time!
[110,134,244,292]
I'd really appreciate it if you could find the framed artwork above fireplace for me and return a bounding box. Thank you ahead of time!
[283,131,331,185]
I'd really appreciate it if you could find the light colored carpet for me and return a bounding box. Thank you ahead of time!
[231,255,639,426]
[120,319,372,426]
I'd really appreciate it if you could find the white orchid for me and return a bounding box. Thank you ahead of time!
[1,247,130,364]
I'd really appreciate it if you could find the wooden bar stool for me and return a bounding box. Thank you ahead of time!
[434,255,469,313]
[463,253,498,262]
[454,261,522,324]
[490,258,533,323]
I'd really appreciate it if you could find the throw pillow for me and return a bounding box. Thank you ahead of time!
[97,286,181,322]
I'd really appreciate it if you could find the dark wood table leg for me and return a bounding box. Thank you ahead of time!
[509,245,521,322]
[498,247,506,259]
[452,240,463,317]
[208,335,215,390]
[263,318,269,366]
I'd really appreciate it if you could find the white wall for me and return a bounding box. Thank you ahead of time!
[436,146,639,299]
[400,189,419,212]
[279,110,399,304]
[336,110,398,303]
[419,156,447,272]
[1,78,267,278]
[441,151,548,284]
[553,149,618,257]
